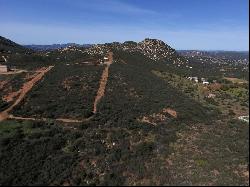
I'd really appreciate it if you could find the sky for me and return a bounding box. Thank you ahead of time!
[0,0,249,50]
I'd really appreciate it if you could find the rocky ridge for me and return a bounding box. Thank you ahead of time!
[85,38,186,64]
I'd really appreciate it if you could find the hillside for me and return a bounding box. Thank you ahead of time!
[0,36,31,54]
[0,37,249,186]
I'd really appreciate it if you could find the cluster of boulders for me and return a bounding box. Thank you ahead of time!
[85,44,110,56]
[85,38,185,64]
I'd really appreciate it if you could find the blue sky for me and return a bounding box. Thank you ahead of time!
[0,0,249,50]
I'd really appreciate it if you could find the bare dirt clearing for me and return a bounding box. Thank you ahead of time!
[224,77,248,84]
[138,107,177,126]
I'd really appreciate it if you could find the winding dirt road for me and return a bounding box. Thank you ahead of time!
[0,66,54,122]
[8,115,86,123]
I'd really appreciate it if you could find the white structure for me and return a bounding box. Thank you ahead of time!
[238,116,249,123]
[0,65,9,72]
[203,81,209,85]
[187,76,199,83]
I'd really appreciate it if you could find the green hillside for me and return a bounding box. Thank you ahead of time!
[0,36,31,54]
[0,37,248,186]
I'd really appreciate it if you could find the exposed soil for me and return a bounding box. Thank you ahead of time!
[163,108,177,118]
[138,107,177,126]
[224,77,248,84]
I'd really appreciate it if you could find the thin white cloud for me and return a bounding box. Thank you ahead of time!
[65,0,158,15]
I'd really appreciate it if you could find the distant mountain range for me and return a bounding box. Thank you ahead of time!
[24,43,93,51]
[178,50,249,61]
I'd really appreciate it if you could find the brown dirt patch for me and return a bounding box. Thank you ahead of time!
[163,108,177,118]
[138,107,177,125]
[208,83,222,91]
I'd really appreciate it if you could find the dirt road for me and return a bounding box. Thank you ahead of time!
[0,69,28,75]
[0,66,54,122]
[8,115,86,123]
[93,52,113,113]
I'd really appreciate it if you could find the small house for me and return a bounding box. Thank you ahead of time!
[0,65,9,72]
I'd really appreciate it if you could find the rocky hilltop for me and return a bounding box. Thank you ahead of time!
[138,38,176,61]
[85,38,186,64]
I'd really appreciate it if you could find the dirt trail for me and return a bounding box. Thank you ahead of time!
[93,52,113,113]
[56,118,84,123]
[0,69,27,75]
[8,115,86,123]
[0,66,54,122]
[8,115,38,121]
